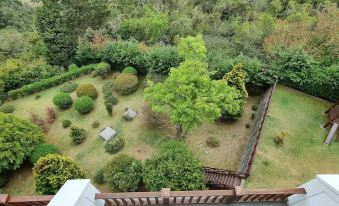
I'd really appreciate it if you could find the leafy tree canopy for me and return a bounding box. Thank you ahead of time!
[178,35,207,61]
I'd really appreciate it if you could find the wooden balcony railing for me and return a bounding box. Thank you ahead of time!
[95,187,306,206]
[0,194,53,206]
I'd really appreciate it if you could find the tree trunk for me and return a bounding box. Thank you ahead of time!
[176,124,183,137]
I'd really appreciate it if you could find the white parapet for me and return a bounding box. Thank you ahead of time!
[288,174,339,206]
[48,179,104,206]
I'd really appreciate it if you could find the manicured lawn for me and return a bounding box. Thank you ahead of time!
[3,74,260,195]
[245,85,339,189]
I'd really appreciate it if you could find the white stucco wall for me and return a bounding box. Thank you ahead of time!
[288,174,339,206]
[48,179,104,206]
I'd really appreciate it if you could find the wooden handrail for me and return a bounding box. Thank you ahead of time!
[0,194,53,206]
[95,187,306,205]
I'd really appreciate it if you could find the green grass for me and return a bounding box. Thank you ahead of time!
[3,74,259,195]
[245,85,339,189]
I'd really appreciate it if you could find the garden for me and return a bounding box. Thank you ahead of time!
[0,0,338,197]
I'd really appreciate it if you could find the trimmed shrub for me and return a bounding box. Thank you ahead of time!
[105,137,125,154]
[103,154,142,192]
[92,120,100,128]
[245,123,251,128]
[206,136,220,148]
[76,84,98,99]
[33,154,85,194]
[0,113,45,172]
[74,96,94,114]
[35,94,41,99]
[93,62,111,79]
[102,81,113,97]
[252,105,258,111]
[143,141,205,191]
[146,46,183,75]
[122,66,137,75]
[60,82,78,93]
[30,143,61,164]
[62,119,72,128]
[53,93,73,110]
[70,126,87,144]
[0,173,9,187]
[105,102,113,116]
[113,73,138,95]
[93,168,105,184]
[0,104,15,113]
[8,64,97,99]
[105,95,118,105]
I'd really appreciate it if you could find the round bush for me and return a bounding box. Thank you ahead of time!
[30,143,61,164]
[70,126,87,144]
[60,82,78,93]
[0,104,15,113]
[105,95,118,105]
[93,168,105,184]
[105,137,125,154]
[76,84,98,99]
[53,93,73,110]
[122,66,137,75]
[143,141,205,191]
[33,154,85,195]
[0,113,45,172]
[92,120,100,128]
[113,73,138,95]
[93,62,111,79]
[62,119,72,128]
[103,154,142,192]
[0,173,9,187]
[74,96,94,114]
[206,136,220,148]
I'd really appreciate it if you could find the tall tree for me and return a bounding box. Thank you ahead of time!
[35,1,76,66]
[223,64,248,100]
[177,34,207,61]
[145,60,240,137]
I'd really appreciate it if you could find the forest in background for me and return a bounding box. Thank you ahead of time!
[0,0,338,102]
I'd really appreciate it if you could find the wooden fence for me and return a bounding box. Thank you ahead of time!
[0,194,53,206]
[96,187,306,206]
[238,83,277,176]
[203,167,245,189]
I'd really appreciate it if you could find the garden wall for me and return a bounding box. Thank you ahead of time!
[238,83,276,177]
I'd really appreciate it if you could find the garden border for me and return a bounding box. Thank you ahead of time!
[238,83,276,177]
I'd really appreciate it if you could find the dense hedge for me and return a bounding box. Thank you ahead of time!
[0,113,45,172]
[113,73,139,95]
[143,141,205,191]
[74,96,94,114]
[53,93,73,109]
[30,143,61,164]
[103,154,142,192]
[75,84,98,99]
[8,64,97,99]
[92,62,111,79]
[33,154,84,195]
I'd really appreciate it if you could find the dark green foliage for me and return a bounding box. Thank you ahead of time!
[76,84,98,99]
[206,136,220,148]
[60,82,78,93]
[103,154,142,192]
[105,95,118,106]
[93,62,111,79]
[245,123,251,128]
[251,113,256,120]
[74,96,94,114]
[53,93,73,110]
[143,141,205,191]
[102,40,146,75]
[70,126,87,144]
[0,104,15,113]
[30,143,61,164]
[0,172,9,187]
[273,136,284,146]
[252,105,258,111]
[105,137,125,154]
[113,73,139,95]
[146,47,183,75]
[93,168,105,184]
[35,2,77,66]
[62,119,72,128]
[122,66,137,75]
[0,113,45,172]
[105,103,113,116]
[7,64,96,99]
[92,120,100,128]
[75,43,102,66]
[33,154,84,195]
[35,95,41,99]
